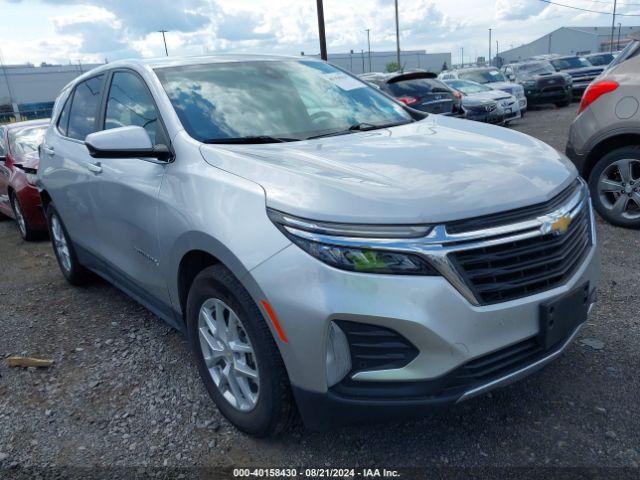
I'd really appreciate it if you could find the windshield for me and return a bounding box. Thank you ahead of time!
[444,80,492,94]
[514,62,556,76]
[155,60,412,142]
[587,54,614,66]
[550,57,592,70]
[458,69,506,84]
[8,125,47,155]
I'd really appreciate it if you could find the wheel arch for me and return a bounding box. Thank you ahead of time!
[583,133,640,180]
[171,231,261,323]
[177,249,220,321]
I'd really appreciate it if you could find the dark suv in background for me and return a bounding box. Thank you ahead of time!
[584,52,617,68]
[502,61,573,107]
[359,71,463,115]
[546,56,605,98]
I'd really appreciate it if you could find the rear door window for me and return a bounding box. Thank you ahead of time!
[67,75,105,141]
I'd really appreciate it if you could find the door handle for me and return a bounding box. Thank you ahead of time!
[42,145,55,155]
[85,161,103,174]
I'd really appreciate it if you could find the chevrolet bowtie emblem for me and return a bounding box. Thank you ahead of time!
[541,214,572,236]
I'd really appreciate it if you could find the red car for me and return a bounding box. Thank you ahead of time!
[0,119,50,240]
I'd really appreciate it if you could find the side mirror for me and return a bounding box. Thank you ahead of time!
[85,126,171,161]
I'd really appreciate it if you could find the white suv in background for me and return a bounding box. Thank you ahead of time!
[439,67,527,113]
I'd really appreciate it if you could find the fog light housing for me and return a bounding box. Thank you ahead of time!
[326,322,351,387]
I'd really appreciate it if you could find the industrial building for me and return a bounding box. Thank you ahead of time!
[497,26,640,66]
[0,63,102,123]
[323,50,451,74]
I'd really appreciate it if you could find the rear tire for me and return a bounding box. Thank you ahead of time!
[10,192,39,241]
[588,146,640,229]
[46,205,91,285]
[186,264,295,437]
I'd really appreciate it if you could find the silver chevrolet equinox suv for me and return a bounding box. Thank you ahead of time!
[39,56,599,436]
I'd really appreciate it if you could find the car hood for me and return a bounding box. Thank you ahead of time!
[12,150,39,170]
[486,81,518,91]
[465,91,513,102]
[561,66,604,77]
[199,116,577,224]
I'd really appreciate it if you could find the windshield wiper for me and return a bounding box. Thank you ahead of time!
[307,120,414,140]
[203,135,300,144]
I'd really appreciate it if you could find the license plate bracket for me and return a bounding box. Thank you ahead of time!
[539,283,590,349]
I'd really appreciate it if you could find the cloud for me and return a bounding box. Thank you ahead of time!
[495,0,548,21]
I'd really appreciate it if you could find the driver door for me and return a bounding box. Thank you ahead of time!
[91,69,172,316]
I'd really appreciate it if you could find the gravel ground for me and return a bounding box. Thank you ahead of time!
[1,104,639,474]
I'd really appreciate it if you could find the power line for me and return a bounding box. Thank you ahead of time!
[537,0,640,15]
[582,0,640,6]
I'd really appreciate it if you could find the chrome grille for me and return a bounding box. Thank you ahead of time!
[449,201,592,305]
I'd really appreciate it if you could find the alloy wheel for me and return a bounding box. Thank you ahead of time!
[51,214,72,272]
[198,298,260,412]
[597,158,640,221]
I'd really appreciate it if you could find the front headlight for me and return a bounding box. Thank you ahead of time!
[267,209,438,276]
[522,80,536,88]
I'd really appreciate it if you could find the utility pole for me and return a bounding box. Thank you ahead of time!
[496,41,499,66]
[617,23,622,50]
[158,30,169,56]
[394,0,401,70]
[460,47,464,68]
[365,29,372,72]
[610,0,618,53]
[316,0,328,61]
[548,34,552,54]
[489,28,492,66]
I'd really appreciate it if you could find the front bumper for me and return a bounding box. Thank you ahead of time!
[526,86,572,105]
[571,78,597,95]
[293,318,591,430]
[250,199,600,428]
[464,107,505,124]
[518,97,528,112]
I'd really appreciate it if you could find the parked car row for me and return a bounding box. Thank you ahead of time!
[0,44,636,436]
[360,71,523,126]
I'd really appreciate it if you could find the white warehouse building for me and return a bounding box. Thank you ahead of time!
[322,50,451,75]
[497,26,640,66]
[0,63,104,123]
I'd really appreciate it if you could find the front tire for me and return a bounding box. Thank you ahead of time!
[46,205,91,285]
[588,146,640,229]
[186,265,295,437]
[555,99,571,108]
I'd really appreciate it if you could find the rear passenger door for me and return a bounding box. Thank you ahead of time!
[41,75,106,255]
[91,69,172,315]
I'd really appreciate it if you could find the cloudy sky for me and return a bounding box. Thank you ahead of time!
[1,0,638,66]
